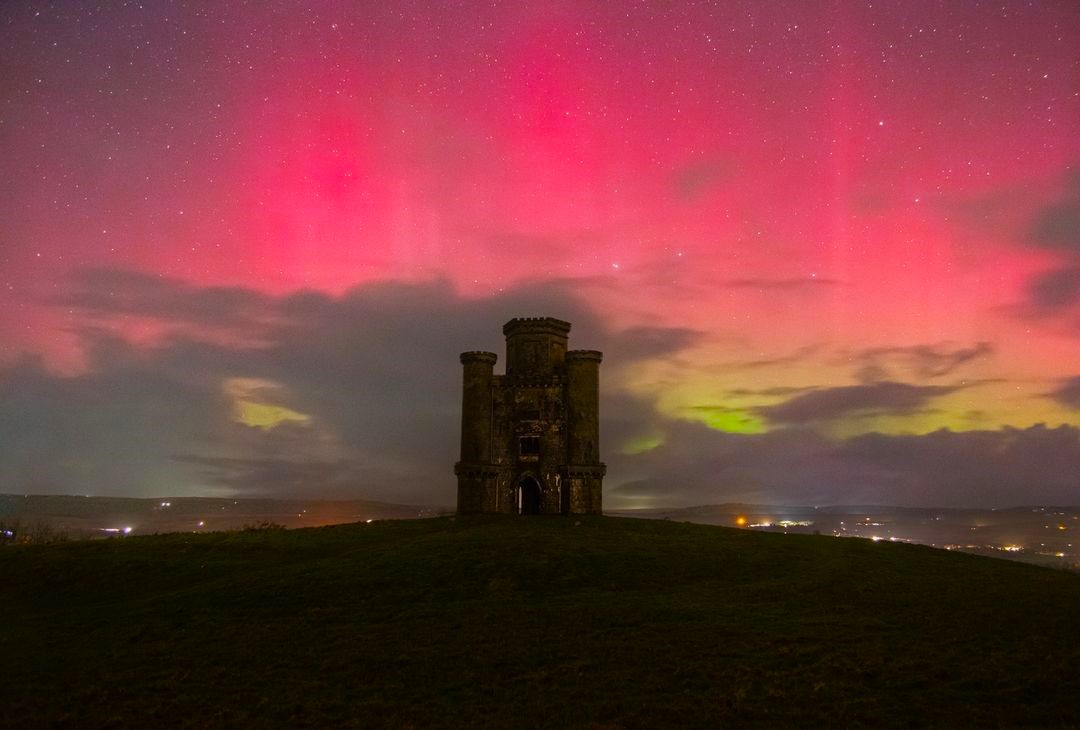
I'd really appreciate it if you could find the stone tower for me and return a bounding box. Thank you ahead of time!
[455,317,605,515]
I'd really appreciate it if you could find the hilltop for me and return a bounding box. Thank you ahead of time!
[3,516,1078,728]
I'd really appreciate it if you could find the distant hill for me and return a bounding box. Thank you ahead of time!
[3,516,1078,727]
[612,501,1080,519]
[0,493,440,538]
[612,503,1080,570]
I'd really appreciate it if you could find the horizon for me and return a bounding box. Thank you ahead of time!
[1,1,1078,510]
[5,492,1076,571]
[5,492,1080,512]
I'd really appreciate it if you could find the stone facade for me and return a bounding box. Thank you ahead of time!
[455,317,605,515]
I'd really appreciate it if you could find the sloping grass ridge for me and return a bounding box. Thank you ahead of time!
[2,515,1078,728]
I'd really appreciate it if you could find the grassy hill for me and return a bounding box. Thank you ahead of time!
[2,516,1078,728]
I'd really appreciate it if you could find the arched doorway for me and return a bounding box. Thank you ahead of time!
[517,476,542,515]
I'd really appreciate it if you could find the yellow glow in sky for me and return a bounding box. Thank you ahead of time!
[225,378,311,430]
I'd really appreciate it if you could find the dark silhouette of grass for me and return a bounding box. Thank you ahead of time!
[3,515,1078,728]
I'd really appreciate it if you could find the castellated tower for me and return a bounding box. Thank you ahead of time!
[454,317,605,515]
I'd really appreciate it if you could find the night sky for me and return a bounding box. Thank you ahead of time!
[2,1,1079,508]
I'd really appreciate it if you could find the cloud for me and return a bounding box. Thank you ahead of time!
[849,341,994,380]
[836,425,1080,507]
[1027,265,1080,311]
[2,269,695,504]
[720,343,824,370]
[725,385,816,398]
[608,424,837,505]
[759,381,961,425]
[1018,169,1080,322]
[1030,169,1080,252]
[61,267,277,333]
[601,326,702,362]
[172,454,418,499]
[950,167,1080,327]
[0,352,237,497]
[8,268,1075,511]
[608,420,1080,508]
[1049,376,1080,410]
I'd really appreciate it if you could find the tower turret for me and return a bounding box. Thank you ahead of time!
[455,351,498,513]
[503,317,570,378]
[565,349,605,513]
[458,351,496,462]
[565,349,602,465]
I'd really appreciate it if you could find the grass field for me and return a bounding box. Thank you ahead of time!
[2,515,1078,728]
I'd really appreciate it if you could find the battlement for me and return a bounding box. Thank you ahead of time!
[503,317,571,338]
[460,351,497,365]
[566,349,603,362]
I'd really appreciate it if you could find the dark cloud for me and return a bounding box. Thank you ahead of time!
[723,343,824,370]
[8,268,1075,511]
[1027,265,1080,311]
[759,381,960,425]
[836,425,1080,507]
[61,267,277,332]
[173,454,419,500]
[601,326,702,363]
[2,270,694,505]
[609,421,1080,508]
[960,409,993,425]
[1049,376,1080,410]
[1019,169,1080,321]
[854,362,890,384]
[850,341,994,380]
[61,268,702,373]
[725,385,816,398]
[0,352,236,497]
[1030,169,1080,252]
[609,425,836,505]
[600,391,668,459]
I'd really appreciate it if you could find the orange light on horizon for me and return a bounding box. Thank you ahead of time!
[735,516,747,526]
